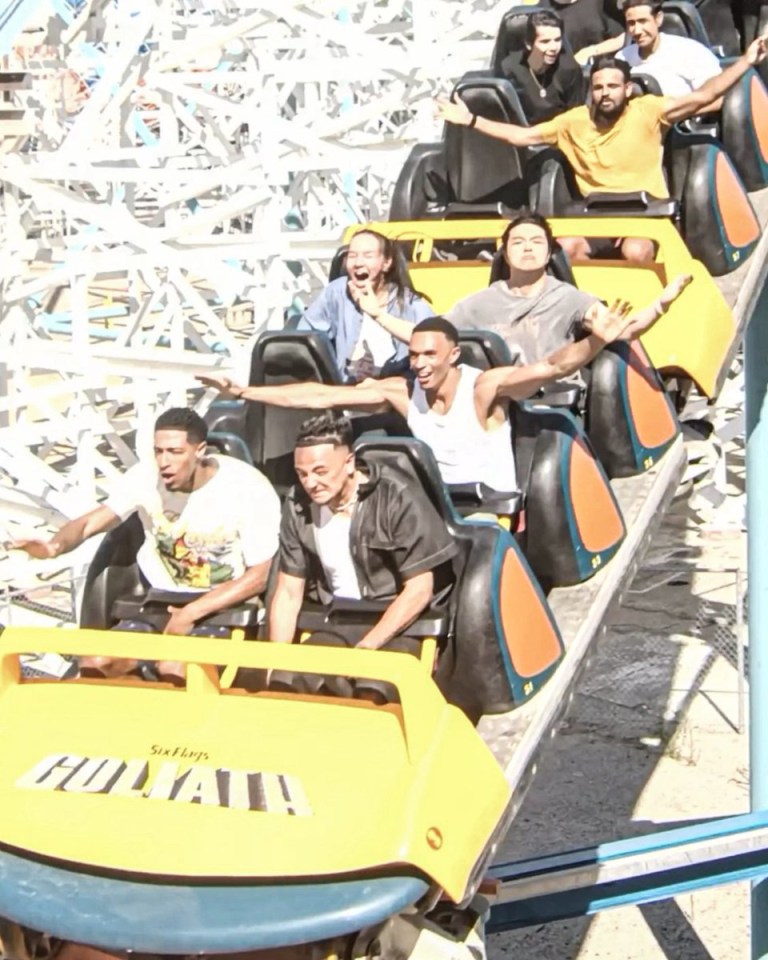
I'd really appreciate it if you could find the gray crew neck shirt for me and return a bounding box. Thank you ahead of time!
[446,276,599,365]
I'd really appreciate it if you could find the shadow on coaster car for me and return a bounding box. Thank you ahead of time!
[340,217,734,399]
[0,621,511,956]
[205,329,625,592]
[393,75,761,277]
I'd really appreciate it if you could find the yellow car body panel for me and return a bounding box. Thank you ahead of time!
[343,219,735,397]
[0,628,510,904]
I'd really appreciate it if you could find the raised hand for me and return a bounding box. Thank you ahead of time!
[434,93,473,127]
[7,538,58,560]
[587,299,633,342]
[349,279,383,319]
[746,31,768,65]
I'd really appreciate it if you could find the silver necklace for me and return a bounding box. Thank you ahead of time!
[528,66,549,98]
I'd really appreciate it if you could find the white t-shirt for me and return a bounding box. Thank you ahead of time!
[312,507,361,600]
[105,455,281,592]
[618,33,721,96]
[347,312,400,382]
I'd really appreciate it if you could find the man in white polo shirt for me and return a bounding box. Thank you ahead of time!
[618,0,722,94]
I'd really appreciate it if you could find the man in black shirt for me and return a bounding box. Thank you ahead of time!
[268,412,457,701]
[500,10,585,122]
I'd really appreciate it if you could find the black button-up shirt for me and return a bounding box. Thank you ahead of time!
[278,454,457,605]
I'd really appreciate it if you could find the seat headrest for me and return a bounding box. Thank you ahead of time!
[445,79,529,205]
[458,331,515,370]
[491,6,534,74]
[660,0,711,44]
[629,72,664,97]
[249,330,341,385]
[353,437,456,523]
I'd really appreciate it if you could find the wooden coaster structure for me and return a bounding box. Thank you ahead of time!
[0,0,500,592]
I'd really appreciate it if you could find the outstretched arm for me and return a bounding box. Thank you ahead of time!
[474,299,632,414]
[196,374,393,413]
[605,273,692,340]
[9,505,119,560]
[664,34,768,123]
[574,33,625,65]
[434,93,546,147]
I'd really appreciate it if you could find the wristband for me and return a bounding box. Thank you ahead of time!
[468,113,478,128]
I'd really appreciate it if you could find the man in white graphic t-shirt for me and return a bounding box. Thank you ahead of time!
[11,407,281,678]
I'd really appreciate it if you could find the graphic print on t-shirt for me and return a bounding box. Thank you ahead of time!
[154,512,240,589]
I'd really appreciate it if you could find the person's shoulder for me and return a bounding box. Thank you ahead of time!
[543,275,597,307]
[659,32,699,53]
[632,93,667,115]
[556,103,591,126]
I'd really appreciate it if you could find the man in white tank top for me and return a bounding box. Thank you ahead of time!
[199,306,659,497]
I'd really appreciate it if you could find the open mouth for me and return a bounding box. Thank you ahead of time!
[352,269,370,281]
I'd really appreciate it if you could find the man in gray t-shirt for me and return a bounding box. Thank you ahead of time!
[446,214,685,369]
[447,273,598,365]
[447,215,601,364]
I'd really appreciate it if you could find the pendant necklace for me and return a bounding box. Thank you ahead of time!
[529,66,549,98]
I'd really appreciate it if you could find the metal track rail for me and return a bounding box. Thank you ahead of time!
[487,811,768,932]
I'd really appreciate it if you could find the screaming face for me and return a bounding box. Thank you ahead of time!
[346,231,392,290]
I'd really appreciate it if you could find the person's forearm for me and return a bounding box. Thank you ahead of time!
[472,115,530,146]
[620,298,670,339]
[49,510,113,557]
[577,33,625,60]
[373,312,414,344]
[694,54,751,107]
[183,564,270,623]
[528,335,605,385]
[236,382,356,409]
[268,591,303,644]
[358,581,433,650]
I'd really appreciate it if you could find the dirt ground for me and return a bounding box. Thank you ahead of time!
[490,440,750,959]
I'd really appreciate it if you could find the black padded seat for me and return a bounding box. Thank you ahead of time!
[243,331,343,495]
[458,330,515,370]
[389,75,571,220]
[350,436,564,716]
[629,72,665,97]
[660,0,713,44]
[443,77,533,215]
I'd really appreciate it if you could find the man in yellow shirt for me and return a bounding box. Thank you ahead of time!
[436,38,768,262]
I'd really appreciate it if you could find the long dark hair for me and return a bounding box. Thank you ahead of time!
[350,228,418,313]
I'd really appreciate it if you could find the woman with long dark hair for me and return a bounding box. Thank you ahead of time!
[299,228,433,382]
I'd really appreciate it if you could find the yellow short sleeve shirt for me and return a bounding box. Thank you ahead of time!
[536,96,673,199]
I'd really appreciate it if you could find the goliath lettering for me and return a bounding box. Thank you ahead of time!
[16,753,312,816]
